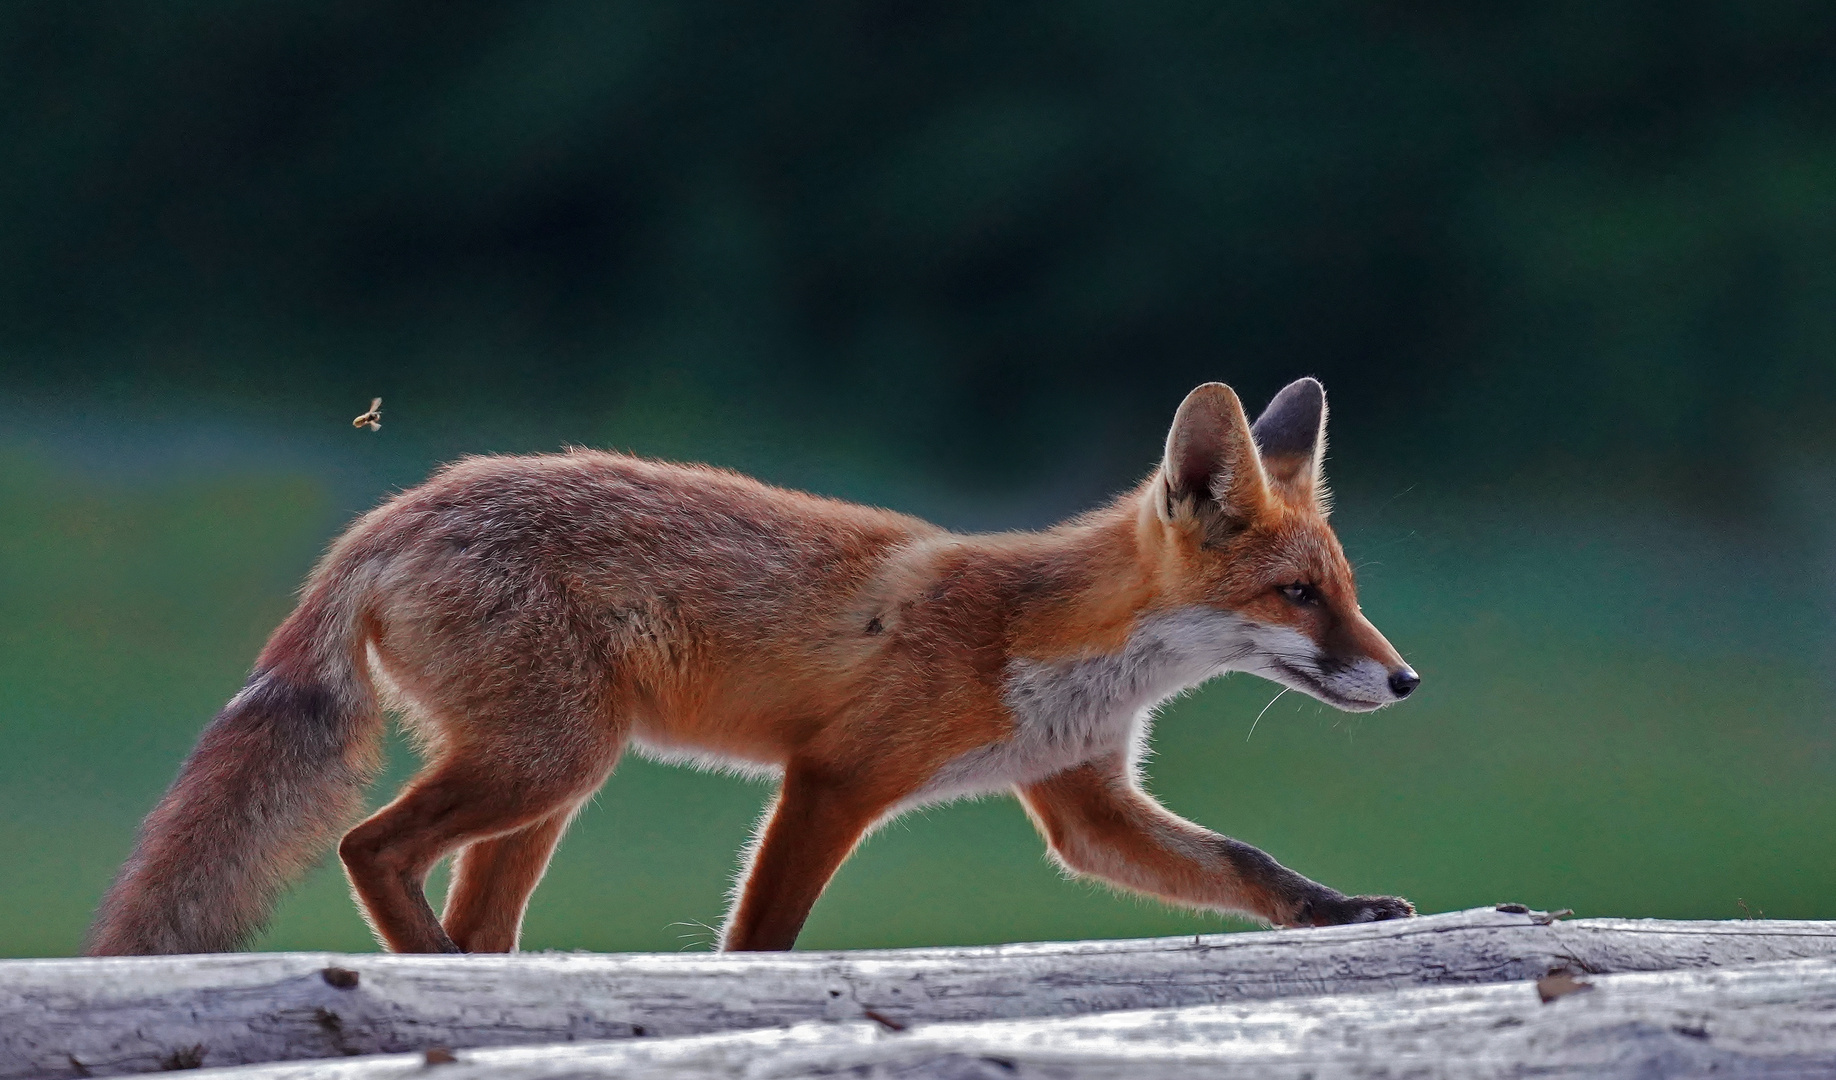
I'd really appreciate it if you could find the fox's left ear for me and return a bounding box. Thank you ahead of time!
[1159,382,1269,532]
[1251,377,1329,509]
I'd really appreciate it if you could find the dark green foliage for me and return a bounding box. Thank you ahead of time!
[1,2,1831,486]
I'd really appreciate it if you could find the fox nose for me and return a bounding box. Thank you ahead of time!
[1388,667,1420,699]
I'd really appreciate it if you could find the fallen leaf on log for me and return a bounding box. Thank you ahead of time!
[1536,969,1593,1003]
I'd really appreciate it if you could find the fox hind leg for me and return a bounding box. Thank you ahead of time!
[339,737,618,953]
[441,803,582,952]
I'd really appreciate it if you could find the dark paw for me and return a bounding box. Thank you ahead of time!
[1291,892,1415,927]
[1342,894,1416,923]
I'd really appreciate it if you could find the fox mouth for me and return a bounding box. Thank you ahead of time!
[1266,659,1390,713]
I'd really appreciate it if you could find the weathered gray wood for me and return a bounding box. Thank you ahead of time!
[7,908,1836,1078]
[172,957,1836,1079]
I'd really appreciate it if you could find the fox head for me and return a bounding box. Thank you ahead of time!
[1143,378,1418,712]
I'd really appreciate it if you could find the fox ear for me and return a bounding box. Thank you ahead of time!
[1160,382,1269,530]
[1251,377,1328,508]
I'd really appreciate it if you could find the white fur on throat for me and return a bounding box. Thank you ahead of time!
[913,607,1319,805]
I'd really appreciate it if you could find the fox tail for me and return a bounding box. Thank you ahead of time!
[85,586,382,955]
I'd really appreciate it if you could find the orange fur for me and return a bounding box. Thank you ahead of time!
[87,379,1419,955]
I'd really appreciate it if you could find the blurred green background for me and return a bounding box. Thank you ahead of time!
[2,2,1834,956]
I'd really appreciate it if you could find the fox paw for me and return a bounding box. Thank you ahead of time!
[1288,893,1415,927]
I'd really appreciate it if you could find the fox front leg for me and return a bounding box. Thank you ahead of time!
[722,761,909,951]
[1211,833,1415,927]
[1018,756,1413,927]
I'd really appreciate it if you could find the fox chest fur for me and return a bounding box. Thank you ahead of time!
[913,607,1258,802]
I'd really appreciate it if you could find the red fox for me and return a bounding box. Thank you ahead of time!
[86,378,1418,956]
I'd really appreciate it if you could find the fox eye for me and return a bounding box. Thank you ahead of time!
[1278,582,1321,606]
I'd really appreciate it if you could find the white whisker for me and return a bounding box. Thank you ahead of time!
[1247,687,1290,742]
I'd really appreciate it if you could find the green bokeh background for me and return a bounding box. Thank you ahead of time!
[2,2,1833,956]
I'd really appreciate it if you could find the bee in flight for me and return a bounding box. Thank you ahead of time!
[353,398,382,432]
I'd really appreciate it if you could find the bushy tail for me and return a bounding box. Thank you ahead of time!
[86,592,382,955]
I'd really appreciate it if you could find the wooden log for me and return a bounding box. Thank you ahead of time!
[156,956,1836,1079]
[6,907,1836,1078]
